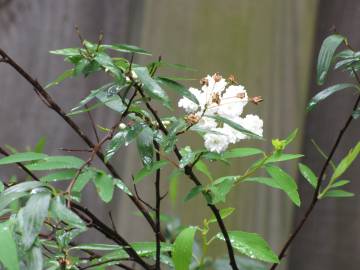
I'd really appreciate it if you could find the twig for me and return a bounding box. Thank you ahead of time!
[108,211,118,233]
[85,104,100,143]
[133,182,156,211]
[270,69,360,270]
[154,140,161,269]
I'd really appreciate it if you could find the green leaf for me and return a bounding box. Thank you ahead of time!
[208,208,235,224]
[50,196,86,229]
[173,227,197,270]
[94,52,124,82]
[45,68,75,89]
[114,178,132,196]
[207,115,263,140]
[331,179,350,188]
[223,148,263,159]
[298,163,317,188]
[40,170,76,182]
[216,231,279,263]
[72,168,96,193]
[353,106,360,119]
[156,77,199,104]
[0,182,4,193]
[25,246,43,270]
[0,152,48,165]
[50,48,81,56]
[34,137,46,153]
[18,192,51,249]
[265,153,303,163]
[317,34,345,85]
[93,172,115,203]
[331,141,360,181]
[169,169,182,206]
[179,146,196,168]
[136,126,154,167]
[323,189,354,198]
[105,123,145,161]
[183,185,203,202]
[133,67,170,107]
[0,221,20,270]
[194,160,213,181]
[26,155,84,171]
[0,181,45,211]
[134,160,168,183]
[101,44,151,55]
[208,176,237,204]
[307,83,358,111]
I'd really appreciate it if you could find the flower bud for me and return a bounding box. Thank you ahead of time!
[119,123,127,129]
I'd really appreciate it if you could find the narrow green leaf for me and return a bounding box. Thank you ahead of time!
[34,137,46,153]
[95,86,126,113]
[317,34,345,85]
[298,163,317,188]
[207,115,263,140]
[194,160,213,181]
[208,176,237,204]
[323,189,354,198]
[50,196,86,229]
[136,126,154,167]
[156,77,199,105]
[208,208,235,224]
[40,170,76,183]
[173,227,197,270]
[25,246,43,270]
[0,152,48,165]
[331,141,360,181]
[307,83,358,111]
[222,148,263,159]
[105,123,145,161]
[101,44,151,55]
[133,67,170,107]
[114,178,132,196]
[331,179,350,188]
[26,156,84,171]
[265,153,303,163]
[216,231,279,263]
[0,221,20,270]
[0,181,45,211]
[169,169,182,206]
[94,52,123,81]
[134,160,168,183]
[18,192,51,249]
[49,48,81,56]
[45,68,75,89]
[266,166,300,206]
[183,185,203,202]
[93,173,115,203]
[72,168,96,194]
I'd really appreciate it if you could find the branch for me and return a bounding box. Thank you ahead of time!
[154,140,161,269]
[0,48,164,241]
[270,70,360,270]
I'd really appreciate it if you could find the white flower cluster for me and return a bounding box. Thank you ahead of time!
[178,74,263,153]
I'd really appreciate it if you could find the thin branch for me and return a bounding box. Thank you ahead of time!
[270,69,360,270]
[154,140,161,269]
[133,181,156,211]
[0,48,163,240]
[85,104,100,143]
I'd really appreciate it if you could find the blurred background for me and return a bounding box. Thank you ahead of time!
[0,0,360,269]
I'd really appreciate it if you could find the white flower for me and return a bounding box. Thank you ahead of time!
[204,132,230,153]
[239,114,263,137]
[195,116,217,130]
[178,87,202,113]
[217,85,248,117]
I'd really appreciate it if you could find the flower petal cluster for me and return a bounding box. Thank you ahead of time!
[178,73,263,153]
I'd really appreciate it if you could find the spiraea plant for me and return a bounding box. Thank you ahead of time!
[0,30,359,270]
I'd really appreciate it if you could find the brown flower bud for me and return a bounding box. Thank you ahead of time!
[250,96,264,105]
[200,77,209,86]
[228,74,238,84]
[211,92,221,105]
[236,92,246,99]
[212,72,222,82]
[185,113,200,125]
